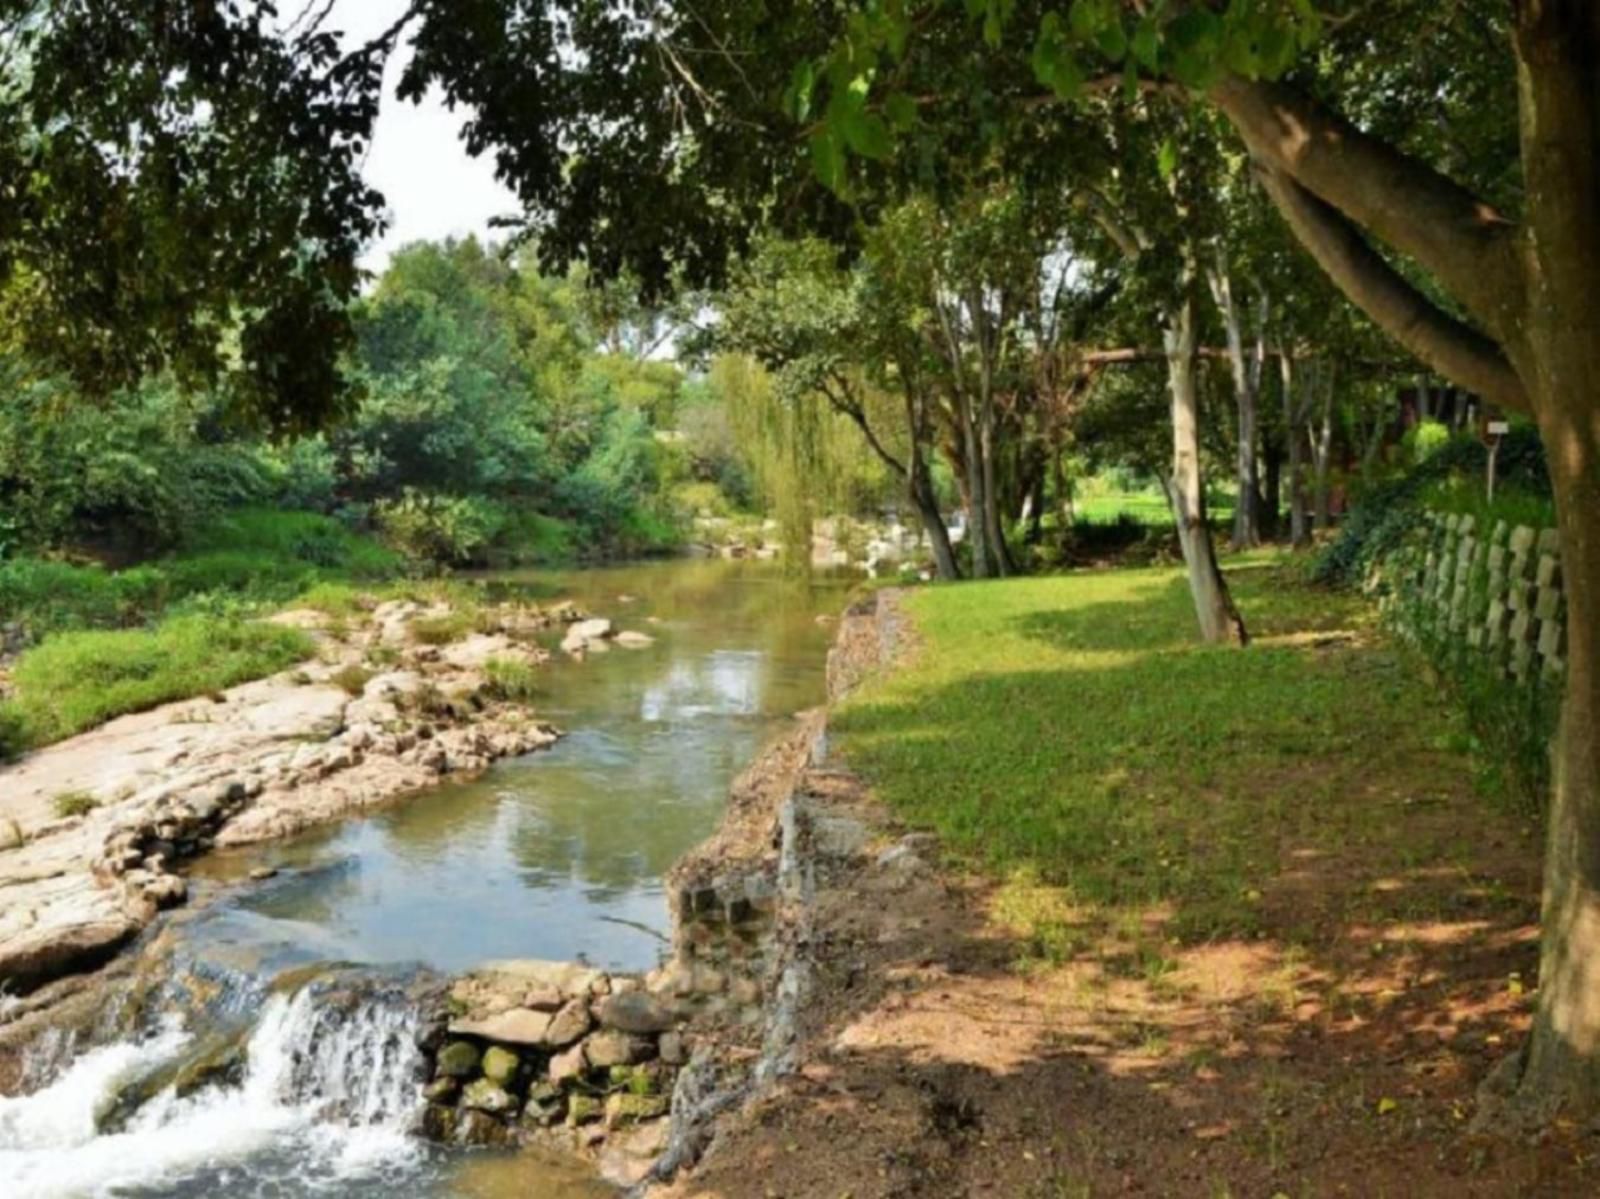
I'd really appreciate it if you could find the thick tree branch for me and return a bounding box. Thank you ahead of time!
[1210,75,1526,347]
[1255,166,1531,413]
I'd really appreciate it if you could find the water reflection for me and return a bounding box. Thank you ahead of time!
[188,560,847,976]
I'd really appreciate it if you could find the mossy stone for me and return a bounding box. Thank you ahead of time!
[481,1044,520,1087]
[436,1040,481,1079]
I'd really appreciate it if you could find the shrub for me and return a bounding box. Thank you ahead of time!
[2,616,313,748]
[52,791,100,819]
[1377,521,1559,817]
[330,664,375,697]
[484,657,540,702]
[1314,425,1549,589]
[409,611,475,645]
[374,491,506,567]
[296,582,368,619]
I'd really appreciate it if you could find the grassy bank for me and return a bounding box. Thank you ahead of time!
[0,509,406,759]
[0,509,403,639]
[1,617,312,752]
[833,555,1531,953]
[827,556,1551,1189]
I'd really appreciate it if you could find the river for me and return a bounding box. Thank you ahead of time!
[0,559,847,1198]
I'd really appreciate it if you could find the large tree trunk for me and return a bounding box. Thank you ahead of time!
[1261,439,1282,540]
[1208,257,1264,550]
[1209,0,1600,1128]
[1165,288,1249,646]
[910,466,960,581]
[1281,352,1312,548]
[1486,1,1600,1125]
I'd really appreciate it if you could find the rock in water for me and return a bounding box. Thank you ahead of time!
[548,1041,587,1083]
[448,1007,554,1046]
[546,998,593,1047]
[585,1031,655,1067]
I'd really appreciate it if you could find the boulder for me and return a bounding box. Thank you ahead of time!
[449,1007,553,1047]
[599,1119,671,1187]
[460,1078,518,1116]
[599,991,674,1034]
[658,1032,686,1066]
[481,1045,521,1087]
[566,1093,604,1126]
[435,1040,481,1079]
[604,1092,670,1128]
[546,998,593,1047]
[422,1076,459,1103]
[548,1041,587,1084]
[584,1031,655,1068]
[456,1109,515,1147]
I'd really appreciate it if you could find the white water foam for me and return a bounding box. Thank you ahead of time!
[0,986,427,1198]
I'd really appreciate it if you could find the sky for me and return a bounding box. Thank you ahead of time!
[329,0,520,273]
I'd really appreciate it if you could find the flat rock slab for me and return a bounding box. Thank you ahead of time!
[0,635,562,997]
[451,1008,555,1047]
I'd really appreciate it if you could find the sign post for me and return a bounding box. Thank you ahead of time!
[1485,419,1510,502]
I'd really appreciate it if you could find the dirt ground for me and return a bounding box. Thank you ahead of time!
[652,602,1591,1198]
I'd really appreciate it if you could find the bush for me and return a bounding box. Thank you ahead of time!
[484,656,540,702]
[0,558,170,636]
[52,791,100,819]
[1379,533,1559,816]
[1314,425,1549,589]
[0,616,313,749]
[374,491,507,567]
[330,664,375,697]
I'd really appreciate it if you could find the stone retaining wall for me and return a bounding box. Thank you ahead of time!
[1381,510,1566,680]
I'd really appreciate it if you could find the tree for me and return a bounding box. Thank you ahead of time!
[789,0,1597,1127]
[0,0,394,430]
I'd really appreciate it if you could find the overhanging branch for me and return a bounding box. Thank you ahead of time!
[1211,75,1526,350]
[1255,166,1531,412]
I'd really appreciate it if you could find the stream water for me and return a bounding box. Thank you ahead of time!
[0,560,847,1198]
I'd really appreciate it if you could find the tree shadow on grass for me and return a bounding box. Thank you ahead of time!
[679,731,1568,1196]
[801,576,1566,1192]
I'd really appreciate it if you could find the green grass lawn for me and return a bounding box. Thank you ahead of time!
[832,554,1483,950]
[1070,487,1235,528]
[0,616,313,754]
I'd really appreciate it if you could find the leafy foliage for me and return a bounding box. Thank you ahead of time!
[1313,426,1549,588]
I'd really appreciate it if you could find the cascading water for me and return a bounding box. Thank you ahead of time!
[0,560,847,1197]
[0,975,433,1198]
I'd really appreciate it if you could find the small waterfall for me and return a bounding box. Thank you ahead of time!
[0,975,431,1199]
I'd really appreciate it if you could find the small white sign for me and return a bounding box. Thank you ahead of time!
[1487,420,1510,435]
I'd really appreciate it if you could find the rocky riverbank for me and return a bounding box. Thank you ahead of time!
[0,593,662,1002]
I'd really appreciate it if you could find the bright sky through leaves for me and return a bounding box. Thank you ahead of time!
[329,0,517,273]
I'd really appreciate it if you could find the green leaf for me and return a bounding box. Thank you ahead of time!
[1156,137,1178,181]
[843,110,892,159]
[1131,18,1159,70]
[1049,53,1085,101]
[1166,8,1221,54]
[1068,0,1098,40]
[787,60,816,123]
[1095,19,1128,63]
[809,128,847,193]
[885,92,918,131]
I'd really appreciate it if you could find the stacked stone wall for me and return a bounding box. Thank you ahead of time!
[1381,511,1566,680]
